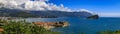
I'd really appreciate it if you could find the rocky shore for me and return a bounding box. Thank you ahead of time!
[32,21,69,29]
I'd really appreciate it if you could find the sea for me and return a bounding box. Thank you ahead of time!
[24,17,120,34]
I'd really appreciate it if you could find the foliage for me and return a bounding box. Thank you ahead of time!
[97,30,120,34]
[0,20,60,34]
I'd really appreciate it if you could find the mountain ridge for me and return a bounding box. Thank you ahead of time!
[0,7,99,18]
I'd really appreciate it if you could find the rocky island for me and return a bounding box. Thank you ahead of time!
[87,15,99,19]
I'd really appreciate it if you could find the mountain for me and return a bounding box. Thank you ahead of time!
[0,7,38,18]
[0,7,99,19]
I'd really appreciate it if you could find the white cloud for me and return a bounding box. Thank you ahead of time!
[79,9,97,15]
[0,0,72,11]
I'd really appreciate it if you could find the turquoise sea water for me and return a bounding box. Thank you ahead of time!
[25,17,120,34]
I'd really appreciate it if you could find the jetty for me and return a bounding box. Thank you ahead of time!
[32,21,69,29]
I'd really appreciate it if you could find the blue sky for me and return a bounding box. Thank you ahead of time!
[48,0,120,17]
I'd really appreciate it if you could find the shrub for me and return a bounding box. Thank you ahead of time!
[0,20,60,34]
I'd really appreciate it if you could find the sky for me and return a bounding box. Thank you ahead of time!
[0,0,120,17]
[48,0,120,17]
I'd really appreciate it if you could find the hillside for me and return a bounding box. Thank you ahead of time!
[0,8,99,18]
[0,8,38,18]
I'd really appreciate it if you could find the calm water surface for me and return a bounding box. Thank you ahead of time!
[25,17,120,34]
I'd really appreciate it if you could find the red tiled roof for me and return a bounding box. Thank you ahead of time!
[32,22,56,26]
[0,28,4,32]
